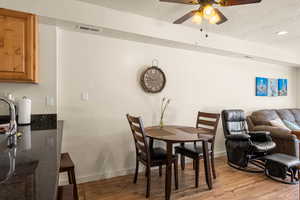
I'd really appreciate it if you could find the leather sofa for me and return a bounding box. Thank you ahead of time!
[247,109,300,158]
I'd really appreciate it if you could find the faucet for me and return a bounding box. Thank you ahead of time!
[0,146,16,184]
[0,97,17,138]
[0,97,17,184]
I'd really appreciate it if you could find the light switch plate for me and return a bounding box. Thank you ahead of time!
[46,96,55,106]
[81,92,89,101]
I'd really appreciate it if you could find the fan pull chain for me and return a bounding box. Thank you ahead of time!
[200,28,209,38]
[204,20,209,38]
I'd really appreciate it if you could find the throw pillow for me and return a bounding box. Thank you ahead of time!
[283,120,300,131]
[270,119,290,130]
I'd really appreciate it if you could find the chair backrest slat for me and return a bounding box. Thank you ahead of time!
[199,112,219,118]
[196,112,220,144]
[198,126,214,133]
[134,133,144,143]
[131,124,143,134]
[198,119,216,127]
[136,141,147,153]
[127,115,140,124]
[126,114,150,161]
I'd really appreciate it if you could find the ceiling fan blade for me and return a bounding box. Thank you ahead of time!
[214,8,228,25]
[173,10,197,24]
[160,0,199,5]
[219,0,262,6]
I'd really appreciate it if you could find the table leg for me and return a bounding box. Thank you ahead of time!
[165,142,173,200]
[202,141,212,190]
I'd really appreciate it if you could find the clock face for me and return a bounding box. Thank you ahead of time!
[140,66,166,93]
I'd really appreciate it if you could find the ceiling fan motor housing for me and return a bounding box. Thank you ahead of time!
[196,0,222,5]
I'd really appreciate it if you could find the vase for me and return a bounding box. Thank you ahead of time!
[159,119,164,129]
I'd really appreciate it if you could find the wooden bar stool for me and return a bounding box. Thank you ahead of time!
[59,153,78,200]
[57,184,75,200]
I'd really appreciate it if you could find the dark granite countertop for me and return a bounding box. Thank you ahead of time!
[0,119,63,200]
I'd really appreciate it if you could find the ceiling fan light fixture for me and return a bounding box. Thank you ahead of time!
[191,0,199,4]
[215,0,223,3]
[192,11,202,24]
[203,4,215,19]
[209,14,220,24]
[161,0,263,26]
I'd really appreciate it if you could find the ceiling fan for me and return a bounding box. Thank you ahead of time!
[160,0,262,25]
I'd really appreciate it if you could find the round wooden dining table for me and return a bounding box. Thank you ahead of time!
[144,125,214,200]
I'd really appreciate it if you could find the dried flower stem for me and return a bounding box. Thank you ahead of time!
[160,98,170,128]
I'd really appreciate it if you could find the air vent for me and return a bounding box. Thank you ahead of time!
[77,25,101,32]
[244,55,254,59]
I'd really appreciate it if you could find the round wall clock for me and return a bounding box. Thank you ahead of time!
[140,66,166,93]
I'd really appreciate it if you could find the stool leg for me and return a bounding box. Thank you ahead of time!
[71,168,79,200]
[67,171,73,184]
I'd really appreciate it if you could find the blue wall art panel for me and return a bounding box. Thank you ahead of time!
[256,77,268,96]
[278,79,288,96]
[268,78,278,97]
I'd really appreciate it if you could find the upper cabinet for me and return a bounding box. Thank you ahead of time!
[0,8,38,83]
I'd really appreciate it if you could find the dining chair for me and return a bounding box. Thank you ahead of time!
[126,114,179,198]
[174,112,220,188]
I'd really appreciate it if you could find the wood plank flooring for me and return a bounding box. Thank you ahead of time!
[77,157,299,200]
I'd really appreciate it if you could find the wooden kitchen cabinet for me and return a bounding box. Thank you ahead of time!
[0,8,38,83]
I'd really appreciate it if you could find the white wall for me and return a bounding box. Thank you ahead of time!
[297,69,300,107]
[0,24,57,114]
[59,30,298,183]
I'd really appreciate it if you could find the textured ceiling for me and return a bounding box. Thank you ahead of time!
[78,0,300,52]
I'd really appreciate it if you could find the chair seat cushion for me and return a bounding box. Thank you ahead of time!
[252,141,276,152]
[151,147,169,160]
[249,131,272,142]
[141,147,176,162]
[175,144,212,157]
[264,153,300,168]
[227,134,250,141]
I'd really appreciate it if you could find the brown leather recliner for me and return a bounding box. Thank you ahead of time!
[247,109,300,159]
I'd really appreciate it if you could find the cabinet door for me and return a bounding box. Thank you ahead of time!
[0,9,38,83]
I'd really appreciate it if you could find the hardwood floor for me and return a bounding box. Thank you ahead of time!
[77,157,299,200]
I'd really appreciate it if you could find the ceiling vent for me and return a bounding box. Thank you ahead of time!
[77,25,102,32]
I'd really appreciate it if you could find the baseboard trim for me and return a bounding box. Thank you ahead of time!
[214,151,226,158]
[59,151,226,184]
